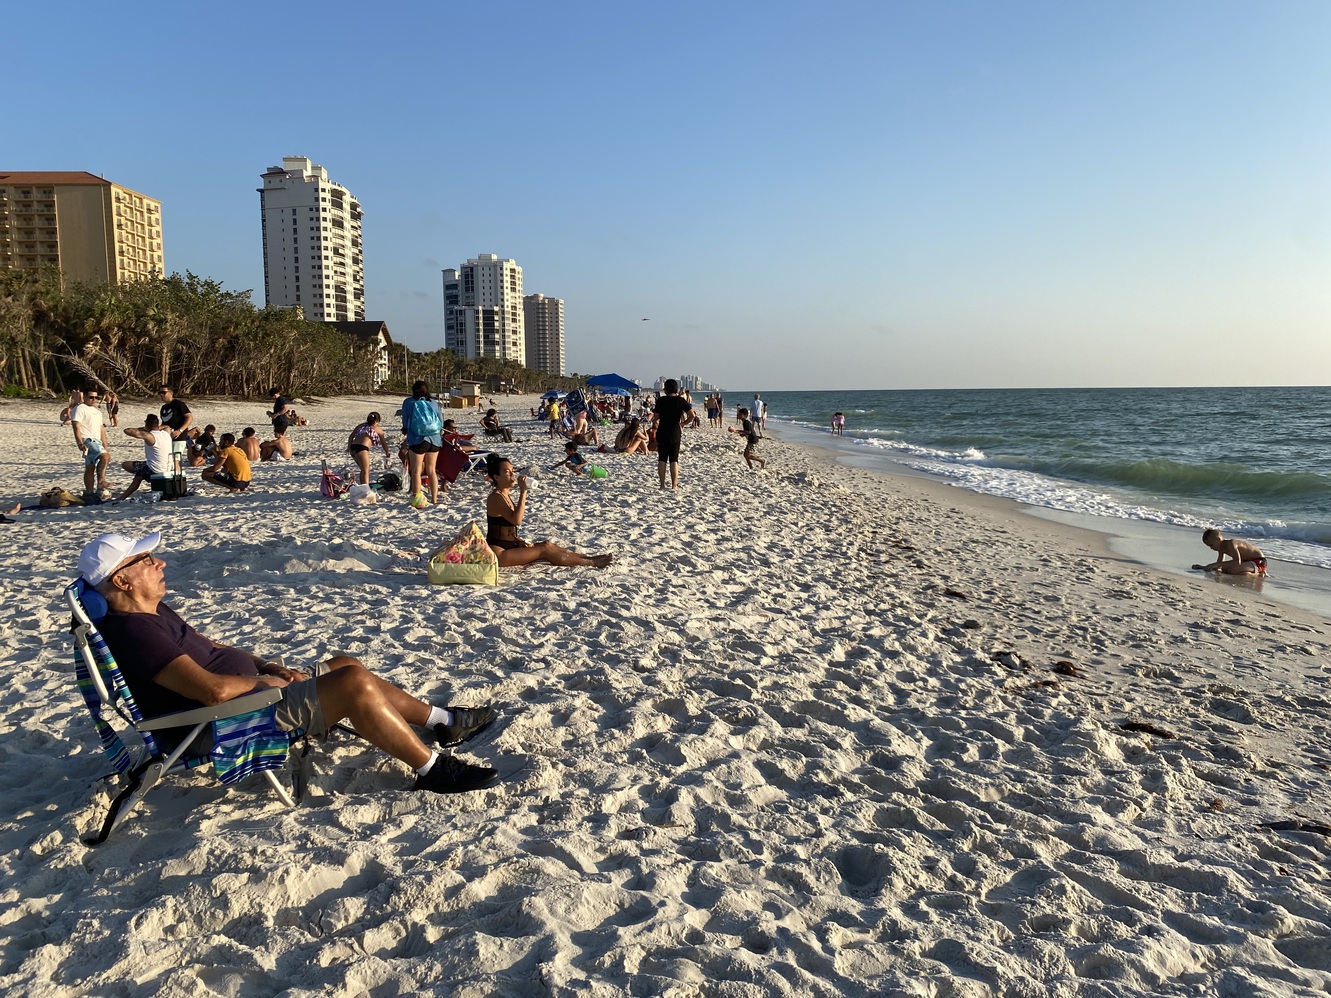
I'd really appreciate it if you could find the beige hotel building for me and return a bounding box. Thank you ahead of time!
[0,171,164,283]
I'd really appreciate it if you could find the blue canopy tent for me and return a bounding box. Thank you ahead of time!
[585,373,640,392]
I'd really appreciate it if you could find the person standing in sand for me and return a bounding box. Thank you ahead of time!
[348,411,393,485]
[71,387,111,499]
[401,380,443,507]
[1193,528,1268,575]
[78,531,499,794]
[650,379,693,490]
[484,455,614,567]
[268,387,296,437]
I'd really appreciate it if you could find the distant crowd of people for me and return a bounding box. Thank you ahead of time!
[63,384,306,503]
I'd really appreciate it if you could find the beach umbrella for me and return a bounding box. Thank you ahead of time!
[540,390,567,400]
[585,373,640,392]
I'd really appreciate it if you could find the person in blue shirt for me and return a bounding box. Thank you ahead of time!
[400,380,442,506]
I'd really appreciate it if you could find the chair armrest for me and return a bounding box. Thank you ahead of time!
[137,688,283,731]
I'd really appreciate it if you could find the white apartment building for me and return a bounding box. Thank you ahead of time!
[258,156,364,321]
[441,254,524,364]
[522,293,565,376]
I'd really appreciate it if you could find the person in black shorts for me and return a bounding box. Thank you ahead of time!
[157,385,193,470]
[727,406,767,470]
[268,387,295,436]
[650,379,693,490]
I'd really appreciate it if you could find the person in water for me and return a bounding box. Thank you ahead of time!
[484,455,613,568]
[1192,528,1268,575]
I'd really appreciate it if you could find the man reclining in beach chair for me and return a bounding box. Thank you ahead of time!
[74,532,499,827]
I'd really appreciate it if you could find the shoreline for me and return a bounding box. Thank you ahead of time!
[766,417,1331,622]
[1,394,1328,996]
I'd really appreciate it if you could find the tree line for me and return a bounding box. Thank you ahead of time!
[0,267,591,401]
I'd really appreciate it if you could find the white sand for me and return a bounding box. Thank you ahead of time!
[0,394,1328,997]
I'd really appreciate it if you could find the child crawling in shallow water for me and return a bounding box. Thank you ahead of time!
[1193,528,1267,575]
[484,455,614,568]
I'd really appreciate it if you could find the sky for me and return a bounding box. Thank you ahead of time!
[11,1,1330,390]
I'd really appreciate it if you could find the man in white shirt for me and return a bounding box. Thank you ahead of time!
[71,387,111,498]
[117,413,176,499]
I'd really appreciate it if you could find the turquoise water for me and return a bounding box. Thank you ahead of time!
[742,387,1331,572]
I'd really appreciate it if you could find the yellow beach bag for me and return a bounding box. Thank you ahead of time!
[428,521,499,586]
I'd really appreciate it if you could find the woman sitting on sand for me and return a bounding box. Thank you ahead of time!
[485,455,613,568]
[613,418,649,455]
[348,411,393,485]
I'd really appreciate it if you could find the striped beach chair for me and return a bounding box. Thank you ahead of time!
[68,579,298,844]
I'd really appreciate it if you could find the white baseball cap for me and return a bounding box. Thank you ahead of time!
[78,531,161,586]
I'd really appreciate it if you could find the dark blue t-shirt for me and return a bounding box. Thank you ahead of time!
[98,602,258,720]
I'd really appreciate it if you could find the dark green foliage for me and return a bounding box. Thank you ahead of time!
[0,268,386,397]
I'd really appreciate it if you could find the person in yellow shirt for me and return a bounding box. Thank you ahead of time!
[202,432,253,492]
[547,398,562,438]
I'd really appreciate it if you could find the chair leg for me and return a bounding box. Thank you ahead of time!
[84,758,168,845]
[263,769,296,807]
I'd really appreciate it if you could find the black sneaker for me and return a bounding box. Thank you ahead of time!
[435,705,496,747]
[413,755,499,794]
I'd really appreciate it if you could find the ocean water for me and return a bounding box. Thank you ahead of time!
[741,387,1331,574]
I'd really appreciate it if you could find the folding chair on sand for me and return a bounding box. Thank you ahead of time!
[68,579,302,845]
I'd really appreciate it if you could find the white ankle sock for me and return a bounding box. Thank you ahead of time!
[415,751,439,776]
[427,706,454,728]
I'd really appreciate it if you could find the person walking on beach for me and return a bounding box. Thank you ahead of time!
[116,413,174,499]
[547,397,562,438]
[78,531,499,794]
[1193,529,1268,575]
[752,393,766,431]
[105,390,120,428]
[401,380,443,507]
[832,411,845,436]
[71,387,111,499]
[651,379,693,490]
[728,406,767,471]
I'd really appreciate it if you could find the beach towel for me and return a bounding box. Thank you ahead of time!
[428,522,499,585]
[210,707,291,784]
[435,442,471,484]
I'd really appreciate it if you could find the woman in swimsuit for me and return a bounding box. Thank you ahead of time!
[348,411,393,485]
[485,455,614,568]
[613,418,648,455]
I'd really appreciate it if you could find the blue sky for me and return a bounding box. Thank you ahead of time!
[12,1,1329,389]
